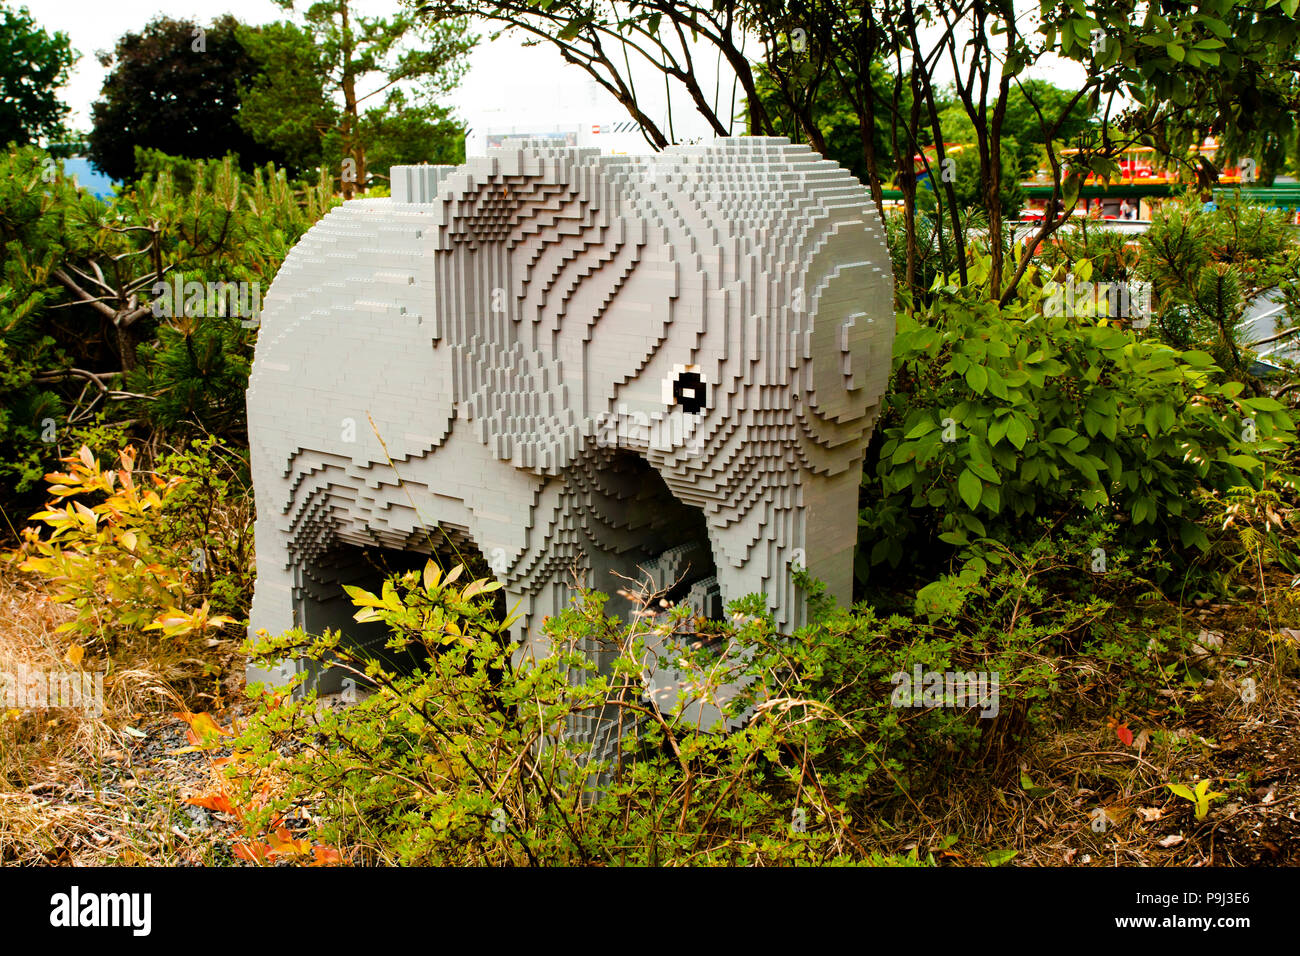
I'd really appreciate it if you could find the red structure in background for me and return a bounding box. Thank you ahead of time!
[1020,138,1247,222]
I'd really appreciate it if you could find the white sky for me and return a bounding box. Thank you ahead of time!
[31,0,726,142]
[29,0,1087,150]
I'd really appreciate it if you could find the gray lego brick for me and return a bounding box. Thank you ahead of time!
[245,136,894,736]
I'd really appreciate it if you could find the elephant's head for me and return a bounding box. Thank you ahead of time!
[406,138,893,628]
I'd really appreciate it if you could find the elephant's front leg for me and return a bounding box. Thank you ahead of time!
[705,464,861,634]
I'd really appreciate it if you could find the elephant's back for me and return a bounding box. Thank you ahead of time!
[247,199,455,476]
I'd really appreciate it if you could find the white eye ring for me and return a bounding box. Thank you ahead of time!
[663,364,708,416]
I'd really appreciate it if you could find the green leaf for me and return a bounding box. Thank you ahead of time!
[958,468,982,510]
[344,585,387,609]
[1062,171,1082,209]
[1080,487,1108,509]
[985,366,1009,399]
[985,848,1017,867]
[1144,406,1162,436]
[1131,496,1156,525]
[1166,783,1196,802]
[1179,522,1210,551]
[1006,418,1028,450]
[462,578,502,599]
[1020,772,1051,798]
[966,365,989,394]
[892,442,917,464]
[557,15,593,40]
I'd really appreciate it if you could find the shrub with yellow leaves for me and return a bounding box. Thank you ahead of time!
[4,445,236,651]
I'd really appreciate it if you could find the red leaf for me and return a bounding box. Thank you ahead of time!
[233,841,270,864]
[1115,723,1134,747]
[311,846,343,867]
[185,792,235,816]
[268,828,311,857]
[173,710,233,748]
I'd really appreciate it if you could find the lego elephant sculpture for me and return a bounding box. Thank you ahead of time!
[245,136,893,735]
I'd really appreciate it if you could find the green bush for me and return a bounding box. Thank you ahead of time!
[0,143,336,515]
[859,256,1297,586]
[5,437,252,649]
[1134,195,1300,374]
[235,565,942,864]
[235,523,1172,866]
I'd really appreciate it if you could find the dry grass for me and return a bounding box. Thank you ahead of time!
[2,541,1298,867]
[844,589,1300,868]
[0,565,191,864]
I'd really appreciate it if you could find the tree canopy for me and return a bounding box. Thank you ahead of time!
[413,0,1300,301]
[243,0,474,196]
[0,2,76,149]
[87,15,286,182]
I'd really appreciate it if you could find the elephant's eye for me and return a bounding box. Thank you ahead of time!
[664,366,708,415]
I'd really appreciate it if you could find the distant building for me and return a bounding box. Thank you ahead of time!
[468,120,662,157]
[456,39,726,159]
[1017,139,1300,223]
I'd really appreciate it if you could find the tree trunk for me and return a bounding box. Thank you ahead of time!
[114,320,138,372]
[341,1,359,199]
[859,87,885,219]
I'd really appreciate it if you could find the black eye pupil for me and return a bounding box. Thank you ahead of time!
[673,372,707,414]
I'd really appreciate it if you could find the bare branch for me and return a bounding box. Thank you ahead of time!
[52,268,117,321]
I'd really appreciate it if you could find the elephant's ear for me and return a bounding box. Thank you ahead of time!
[792,210,895,470]
[425,144,672,475]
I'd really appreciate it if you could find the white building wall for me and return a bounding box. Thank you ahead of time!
[453,30,739,157]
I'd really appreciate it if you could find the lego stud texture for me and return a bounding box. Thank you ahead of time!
[245,136,894,736]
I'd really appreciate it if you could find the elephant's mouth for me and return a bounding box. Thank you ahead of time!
[565,447,720,616]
